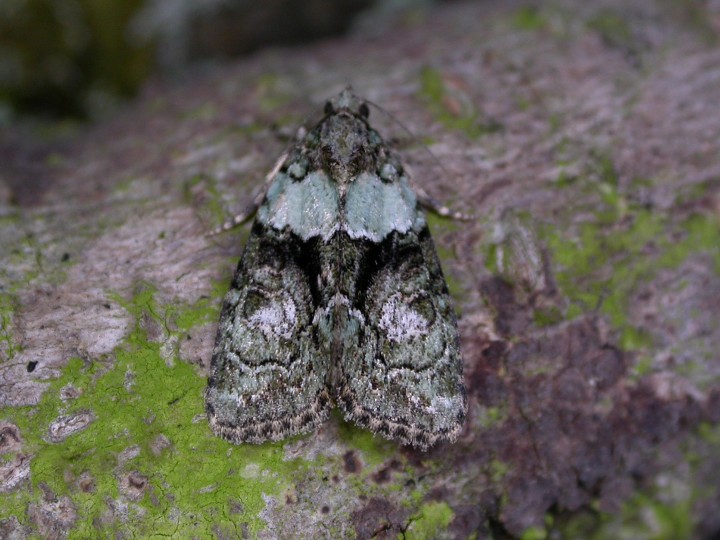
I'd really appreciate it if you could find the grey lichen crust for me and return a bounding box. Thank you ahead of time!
[206,88,466,450]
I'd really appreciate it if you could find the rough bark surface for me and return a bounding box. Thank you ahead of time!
[1,1,720,538]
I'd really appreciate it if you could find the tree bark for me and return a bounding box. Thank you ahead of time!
[1,0,720,538]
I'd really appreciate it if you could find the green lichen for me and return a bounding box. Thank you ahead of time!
[513,6,548,31]
[540,159,718,532]
[667,0,720,43]
[182,102,218,121]
[520,515,556,540]
[0,287,317,537]
[532,306,564,327]
[404,501,454,540]
[167,280,227,333]
[544,162,720,351]
[521,525,548,540]
[630,355,654,379]
[426,213,467,308]
[44,152,66,167]
[585,8,646,67]
[557,493,694,540]
[488,459,510,483]
[336,417,396,470]
[255,74,293,113]
[586,11,634,48]
[0,292,20,361]
[698,422,720,446]
[419,68,502,139]
[183,173,229,229]
[475,405,509,429]
[483,242,499,276]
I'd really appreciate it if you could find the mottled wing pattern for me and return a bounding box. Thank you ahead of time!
[338,174,466,450]
[205,220,331,443]
[207,87,466,450]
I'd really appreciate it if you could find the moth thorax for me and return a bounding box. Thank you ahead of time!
[321,117,368,181]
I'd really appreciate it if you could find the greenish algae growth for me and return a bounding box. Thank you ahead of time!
[552,422,715,540]
[426,212,461,253]
[337,419,437,506]
[255,74,292,112]
[419,68,502,139]
[698,421,720,445]
[483,240,500,276]
[513,6,547,31]
[183,173,228,228]
[220,120,269,139]
[630,355,654,379]
[488,459,510,483]
[521,515,555,540]
[426,213,467,308]
[674,0,720,44]
[0,293,20,361]
[335,414,396,469]
[182,102,218,121]
[558,492,694,540]
[164,279,228,332]
[475,405,508,429]
[404,501,454,540]
[521,525,548,540]
[431,211,468,263]
[45,152,66,167]
[408,488,425,507]
[586,10,634,49]
[544,169,720,351]
[532,306,564,327]
[0,287,315,537]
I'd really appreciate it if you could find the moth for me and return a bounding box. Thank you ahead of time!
[205,88,466,450]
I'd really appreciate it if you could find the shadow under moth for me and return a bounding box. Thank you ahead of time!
[205,88,466,450]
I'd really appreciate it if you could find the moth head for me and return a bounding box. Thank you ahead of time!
[318,87,373,178]
[324,86,370,120]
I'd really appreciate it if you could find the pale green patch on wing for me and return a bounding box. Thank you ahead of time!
[345,172,425,241]
[258,171,340,240]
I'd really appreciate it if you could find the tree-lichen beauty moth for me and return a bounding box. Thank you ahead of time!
[205,87,466,450]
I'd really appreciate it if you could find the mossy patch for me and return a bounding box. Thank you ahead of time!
[0,287,317,537]
[587,422,719,540]
[586,10,634,49]
[532,305,564,327]
[513,6,548,31]
[557,492,695,540]
[335,417,396,471]
[426,213,468,308]
[419,68,502,139]
[521,525,548,540]
[404,501,454,540]
[255,74,295,113]
[475,405,509,429]
[543,162,720,351]
[488,459,510,483]
[0,292,20,362]
[183,173,228,229]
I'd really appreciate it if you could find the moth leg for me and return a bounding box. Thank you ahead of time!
[208,153,288,236]
[405,165,475,221]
